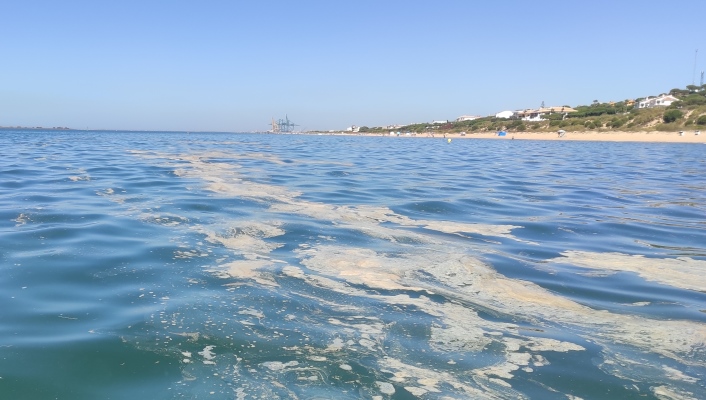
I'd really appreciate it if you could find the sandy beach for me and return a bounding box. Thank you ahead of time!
[455,130,706,143]
[324,130,706,143]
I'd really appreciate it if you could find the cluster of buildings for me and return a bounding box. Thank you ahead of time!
[636,94,678,109]
[455,106,578,123]
[345,94,681,132]
[452,94,679,124]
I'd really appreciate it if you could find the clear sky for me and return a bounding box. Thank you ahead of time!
[1,0,705,132]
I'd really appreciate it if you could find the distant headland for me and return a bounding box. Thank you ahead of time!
[0,126,72,130]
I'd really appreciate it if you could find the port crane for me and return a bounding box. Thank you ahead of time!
[270,115,298,133]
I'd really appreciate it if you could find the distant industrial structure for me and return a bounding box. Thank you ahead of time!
[270,115,298,133]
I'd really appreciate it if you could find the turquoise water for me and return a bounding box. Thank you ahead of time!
[1,130,705,399]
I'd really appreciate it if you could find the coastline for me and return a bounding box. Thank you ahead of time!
[4,127,704,143]
[314,130,706,143]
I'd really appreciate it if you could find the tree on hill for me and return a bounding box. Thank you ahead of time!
[679,94,706,106]
[670,88,690,97]
[663,109,683,123]
[686,85,700,93]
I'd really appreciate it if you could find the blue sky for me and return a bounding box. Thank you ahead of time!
[1,0,704,132]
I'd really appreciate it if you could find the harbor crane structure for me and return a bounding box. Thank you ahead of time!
[270,115,298,133]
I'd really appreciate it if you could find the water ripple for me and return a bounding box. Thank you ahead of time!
[1,131,705,399]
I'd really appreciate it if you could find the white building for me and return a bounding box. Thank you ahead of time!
[495,110,515,119]
[638,95,679,109]
[516,106,576,122]
[518,110,545,122]
[456,115,481,122]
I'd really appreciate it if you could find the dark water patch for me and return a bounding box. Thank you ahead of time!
[526,268,706,322]
[395,200,466,217]
[356,185,408,203]
[646,204,706,221]
[178,197,252,216]
[0,339,181,400]
[1,167,42,177]
[638,241,706,257]
[457,196,511,212]
[326,170,350,177]
[85,165,137,175]
[122,177,187,191]
[0,180,31,190]
[267,172,300,186]
[528,349,656,399]
[322,189,379,204]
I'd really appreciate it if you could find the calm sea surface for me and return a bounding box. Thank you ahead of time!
[1,130,705,400]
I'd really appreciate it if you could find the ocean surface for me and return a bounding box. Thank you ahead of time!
[1,129,705,400]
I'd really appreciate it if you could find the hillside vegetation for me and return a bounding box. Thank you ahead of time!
[360,84,706,134]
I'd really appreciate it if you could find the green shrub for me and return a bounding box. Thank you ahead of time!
[610,118,627,128]
[655,123,681,131]
[696,115,706,126]
[544,113,565,120]
[680,94,706,106]
[663,109,683,123]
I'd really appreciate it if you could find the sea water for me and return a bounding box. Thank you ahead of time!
[0,130,705,400]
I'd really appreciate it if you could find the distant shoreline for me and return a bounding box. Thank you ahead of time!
[306,130,706,143]
[0,126,72,131]
[3,127,704,143]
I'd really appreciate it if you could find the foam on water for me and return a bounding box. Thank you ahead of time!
[121,147,705,398]
[2,132,705,399]
[549,250,706,292]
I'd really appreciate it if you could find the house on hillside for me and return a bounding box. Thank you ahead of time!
[516,106,576,122]
[517,109,544,122]
[495,110,515,119]
[637,95,679,109]
[456,115,481,122]
[539,106,577,114]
